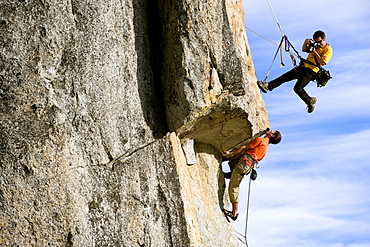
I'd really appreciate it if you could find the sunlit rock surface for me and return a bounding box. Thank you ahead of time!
[0,0,268,246]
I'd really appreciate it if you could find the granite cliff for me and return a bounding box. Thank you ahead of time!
[0,0,269,246]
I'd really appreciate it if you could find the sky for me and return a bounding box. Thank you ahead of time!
[228,0,370,246]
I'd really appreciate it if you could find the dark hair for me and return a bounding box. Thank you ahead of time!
[313,30,326,39]
[269,130,282,144]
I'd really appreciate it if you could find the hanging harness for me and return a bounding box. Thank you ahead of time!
[242,153,258,169]
[250,0,332,88]
[260,34,332,87]
[261,35,301,83]
[301,46,333,87]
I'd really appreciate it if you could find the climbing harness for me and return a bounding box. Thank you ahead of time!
[247,0,332,88]
[224,128,267,243]
[302,58,332,87]
[242,153,258,171]
[302,46,333,87]
[258,34,304,83]
[228,129,267,247]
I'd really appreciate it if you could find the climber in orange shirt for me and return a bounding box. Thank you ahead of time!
[222,130,282,221]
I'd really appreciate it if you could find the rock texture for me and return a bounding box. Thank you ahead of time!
[0,0,269,246]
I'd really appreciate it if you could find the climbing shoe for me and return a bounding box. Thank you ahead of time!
[223,209,239,221]
[257,81,269,93]
[307,97,317,113]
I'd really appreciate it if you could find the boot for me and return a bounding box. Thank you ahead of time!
[307,97,317,113]
[257,81,269,93]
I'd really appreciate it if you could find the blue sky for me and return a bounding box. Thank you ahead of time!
[230,0,370,246]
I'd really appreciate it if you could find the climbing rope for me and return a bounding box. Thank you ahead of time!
[245,26,279,46]
[234,169,255,247]
[266,0,285,37]
[230,129,268,246]
[244,171,255,247]
[232,2,300,246]
[246,0,304,83]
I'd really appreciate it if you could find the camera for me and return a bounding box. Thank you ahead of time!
[306,40,317,53]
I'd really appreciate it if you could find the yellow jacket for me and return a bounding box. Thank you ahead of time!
[303,44,333,73]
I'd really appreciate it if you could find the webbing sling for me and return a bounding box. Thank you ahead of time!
[262,35,302,83]
[262,36,285,83]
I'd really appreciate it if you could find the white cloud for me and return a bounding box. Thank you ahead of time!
[232,168,370,246]
[230,127,370,246]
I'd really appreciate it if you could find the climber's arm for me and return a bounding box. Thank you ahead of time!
[302,39,312,53]
[222,144,251,160]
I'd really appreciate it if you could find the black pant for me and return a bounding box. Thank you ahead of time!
[268,66,317,105]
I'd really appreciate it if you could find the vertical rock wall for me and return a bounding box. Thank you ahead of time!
[0,0,268,246]
[159,0,268,152]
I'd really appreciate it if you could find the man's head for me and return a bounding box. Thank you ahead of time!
[313,30,327,48]
[313,30,326,39]
[266,130,282,144]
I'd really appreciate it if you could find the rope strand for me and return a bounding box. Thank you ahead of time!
[235,2,303,246]
[266,0,285,36]
[233,170,255,247]
[244,173,254,246]
[245,26,279,46]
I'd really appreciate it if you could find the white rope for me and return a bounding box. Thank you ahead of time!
[265,0,286,68]
[233,171,255,247]
[266,0,285,37]
[245,26,279,46]
[244,175,253,247]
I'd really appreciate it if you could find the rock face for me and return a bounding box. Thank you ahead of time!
[0,0,268,246]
